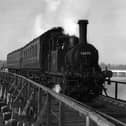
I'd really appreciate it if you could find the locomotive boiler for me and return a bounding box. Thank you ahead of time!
[7,19,112,102]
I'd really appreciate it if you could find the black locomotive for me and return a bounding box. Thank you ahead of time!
[7,20,112,101]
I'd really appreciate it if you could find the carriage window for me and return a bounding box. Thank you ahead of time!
[32,46,34,56]
[24,51,26,57]
[28,48,30,57]
[31,46,33,56]
[26,49,28,57]
[33,45,35,56]
[50,39,57,51]
[26,50,27,57]
[35,45,37,56]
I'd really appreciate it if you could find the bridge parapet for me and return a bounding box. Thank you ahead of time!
[0,72,115,126]
[105,79,126,100]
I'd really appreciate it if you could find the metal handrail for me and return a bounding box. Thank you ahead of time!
[106,79,126,85]
[105,79,126,100]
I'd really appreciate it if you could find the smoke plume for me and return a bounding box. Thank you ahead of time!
[34,0,91,36]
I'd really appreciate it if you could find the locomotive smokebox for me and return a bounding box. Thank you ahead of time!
[78,20,88,45]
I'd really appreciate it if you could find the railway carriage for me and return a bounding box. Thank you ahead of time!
[7,48,22,72]
[21,38,40,71]
[7,27,65,75]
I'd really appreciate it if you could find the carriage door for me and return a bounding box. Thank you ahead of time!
[51,50,58,72]
[49,36,58,72]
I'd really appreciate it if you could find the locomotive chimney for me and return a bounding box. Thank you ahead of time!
[78,20,88,44]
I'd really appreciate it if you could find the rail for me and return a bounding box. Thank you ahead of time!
[105,79,126,100]
[0,72,115,126]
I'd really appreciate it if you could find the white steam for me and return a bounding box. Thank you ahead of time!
[45,0,61,12]
[63,17,78,35]
[34,0,90,36]
[34,14,44,36]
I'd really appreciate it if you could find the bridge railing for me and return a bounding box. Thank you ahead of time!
[105,79,126,100]
[0,72,115,126]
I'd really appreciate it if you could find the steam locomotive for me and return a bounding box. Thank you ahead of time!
[7,20,112,101]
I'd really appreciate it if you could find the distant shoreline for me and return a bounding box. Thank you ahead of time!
[111,76,126,82]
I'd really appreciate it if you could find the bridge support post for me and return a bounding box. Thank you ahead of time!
[27,82,30,99]
[86,116,90,126]
[115,82,118,99]
[37,88,41,113]
[46,93,51,126]
[58,101,63,126]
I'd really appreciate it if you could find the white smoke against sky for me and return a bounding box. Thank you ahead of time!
[63,17,78,35]
[34,14,44,36]
[34,0,91,36]
[45,0,61,12]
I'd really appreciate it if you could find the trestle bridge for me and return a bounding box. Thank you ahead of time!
[0,72,126,126]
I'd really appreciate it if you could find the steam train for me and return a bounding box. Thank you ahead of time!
[7,20,112,101]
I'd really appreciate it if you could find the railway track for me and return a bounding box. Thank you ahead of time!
[91,96,126,126]
[63,95,126,126]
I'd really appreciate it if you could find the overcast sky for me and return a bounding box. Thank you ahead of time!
[0,0,126,64]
